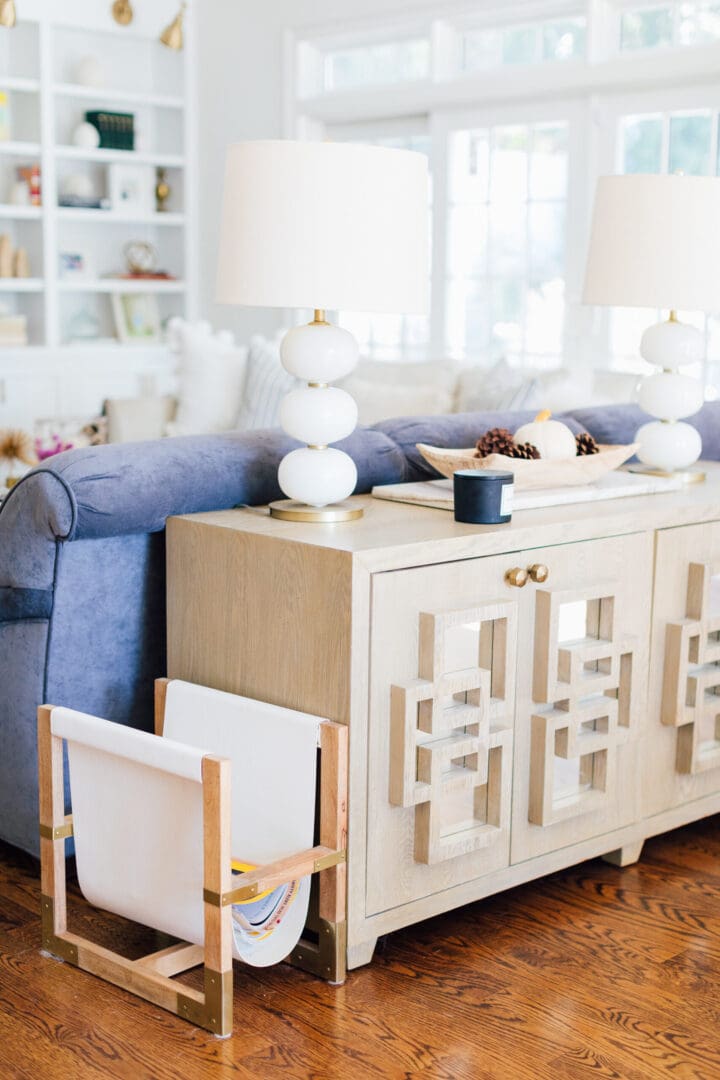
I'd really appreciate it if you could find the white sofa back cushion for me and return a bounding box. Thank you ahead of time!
[165,318,248,437]
[236,333,301,430]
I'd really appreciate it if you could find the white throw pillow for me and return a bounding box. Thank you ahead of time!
[339,359,457,425]
[454,358,537,413]
[165,319,248,436]
[236,333,301,430]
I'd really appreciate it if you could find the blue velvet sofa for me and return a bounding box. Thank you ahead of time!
[2,401,719,857]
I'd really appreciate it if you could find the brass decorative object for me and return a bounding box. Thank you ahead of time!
[111,0,133,26]
[160,2,185,50]
[0,1,16,29]
[155,167,171,212]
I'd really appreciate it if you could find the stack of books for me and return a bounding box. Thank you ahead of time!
[85,110,135,151]
[0,315,28,346]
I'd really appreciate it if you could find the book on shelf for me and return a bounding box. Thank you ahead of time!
[85,111,135,151]
[0,315,28,346]
[58,195,112,210]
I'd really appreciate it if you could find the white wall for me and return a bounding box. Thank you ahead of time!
[198,0,429,343]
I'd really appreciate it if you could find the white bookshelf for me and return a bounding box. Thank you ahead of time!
[0,5,197,426]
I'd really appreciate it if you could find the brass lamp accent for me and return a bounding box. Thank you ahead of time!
[160,2,185,50]
[111,0,133,26]
[0,1,16,29]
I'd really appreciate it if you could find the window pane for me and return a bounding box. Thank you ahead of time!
[490,126,529,203]
[530,124,568,199]
[622,115,663,173]
[448,205,488,278]
[502,26,538,65]
[450,130,490,204]
[542,19,586,61]
[490,278,525,357]
[529,204,565,279]
[323,38,429,92]
[669,112,713,174]
[621,8,674,50]
[525,280,565,356]
[463,29,502,71]
[489,204,527,275]
[446,279,491,356]
[678,2,720,45]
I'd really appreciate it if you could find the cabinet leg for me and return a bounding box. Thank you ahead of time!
[602,839,644,868]
[347,937,378,970]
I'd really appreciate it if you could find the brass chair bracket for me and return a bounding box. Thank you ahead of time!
[178,968,233,1037]
[40,895,79,964]
[289,918,347,984]
[40,817,74,841]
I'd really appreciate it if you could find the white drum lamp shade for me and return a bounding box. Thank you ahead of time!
[583,174,720,477]
[216,140,430,520]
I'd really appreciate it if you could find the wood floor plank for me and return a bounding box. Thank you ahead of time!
[0,817,717,1078]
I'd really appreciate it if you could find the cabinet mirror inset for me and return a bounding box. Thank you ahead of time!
[390,603,516,865]
[530,585,635,828]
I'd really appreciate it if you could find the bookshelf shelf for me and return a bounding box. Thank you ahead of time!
[54,83,185,110]
[0,205,42,220]
[0,278,44,293]
[55,146,185,168]
[58,279,186,294]
[0,141,42,156]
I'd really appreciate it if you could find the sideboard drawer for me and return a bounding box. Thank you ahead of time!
[367,552,518,917]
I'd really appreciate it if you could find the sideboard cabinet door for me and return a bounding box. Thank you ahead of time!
[511,532,652,864]
[645,521,720,818]
[367,552,519,918]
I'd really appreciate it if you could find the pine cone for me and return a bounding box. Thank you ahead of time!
[513,441,541,460]
[576,432,599,456]
[476,427,516,458]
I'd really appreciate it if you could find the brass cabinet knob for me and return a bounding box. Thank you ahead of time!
[505,567,528,588]
[528,563,549,583]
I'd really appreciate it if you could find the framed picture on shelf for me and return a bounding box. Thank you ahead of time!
[108,163,155,217]
[59,252,89,279]
[112,293,161,344]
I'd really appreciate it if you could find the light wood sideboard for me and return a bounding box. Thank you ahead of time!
[167,469,720,969]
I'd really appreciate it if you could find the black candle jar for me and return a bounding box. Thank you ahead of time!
[453,469,514,524]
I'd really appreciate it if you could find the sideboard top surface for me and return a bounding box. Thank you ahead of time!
[169,463,720,571]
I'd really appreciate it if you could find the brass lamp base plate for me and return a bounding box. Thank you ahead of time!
[627,464,706,485]
[269,499,364,523]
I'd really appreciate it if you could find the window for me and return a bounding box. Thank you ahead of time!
[462,16,586,71]
[446,122,569,368]
[620,2,720,52]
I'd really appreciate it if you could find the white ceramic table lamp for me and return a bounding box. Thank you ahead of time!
[583,174,720,479]
[217,140,429,521]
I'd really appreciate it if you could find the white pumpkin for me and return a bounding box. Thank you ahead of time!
[514,410,577,461]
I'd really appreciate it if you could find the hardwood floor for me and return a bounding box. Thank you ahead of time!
[0,817,718,1079]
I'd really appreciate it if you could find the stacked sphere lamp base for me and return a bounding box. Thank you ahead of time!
[269,310,364,522]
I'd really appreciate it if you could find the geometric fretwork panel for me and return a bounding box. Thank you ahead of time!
[390,602,516,865]
[529,584,635,827]
[663,562,720,776]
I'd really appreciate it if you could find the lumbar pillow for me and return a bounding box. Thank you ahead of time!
[166,319,248,436]
[236,333,301,430]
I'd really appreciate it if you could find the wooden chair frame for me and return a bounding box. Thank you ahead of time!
[38,678,348,1038]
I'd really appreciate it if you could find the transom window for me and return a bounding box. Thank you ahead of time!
[620,2,720,52]
[462,16,586,71]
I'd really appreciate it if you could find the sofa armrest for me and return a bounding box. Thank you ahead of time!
[106,396,177,443]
